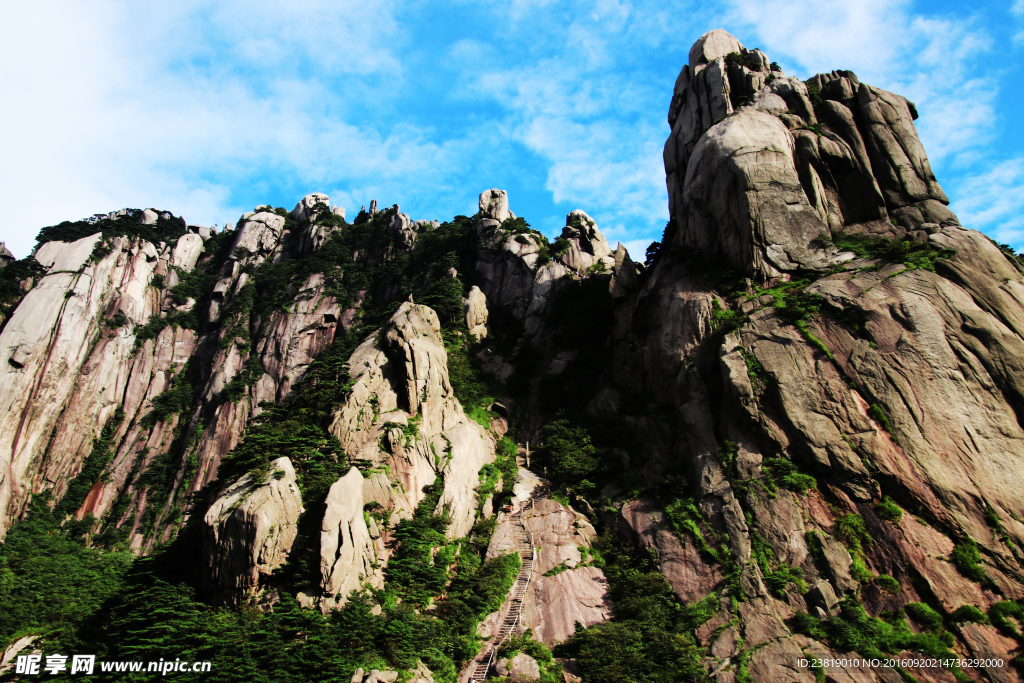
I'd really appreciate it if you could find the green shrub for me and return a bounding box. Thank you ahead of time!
[950,605,988,624]
[543,419,600,487]
[765,458,817,495]
[765,565,808,598]
[874,496,903,523]
[498,631,553,663]
[951,539,988,583]
[868,404,894,435]
[873,574,900,594]
[219,355,266,403]
[104,311,129,328]
[906,602,943,631]
[0,487,133,647]
[831,233,955,272]
[988,601,1023,637]
[724,51,763,71]
[711,298,746,334]
[553,540,708,683]
[850,552,874,583]
[791,599,963,676]
[834,514,869,551]
[140,369,193,427]
[544,563,570,577]
[35,210,188,250]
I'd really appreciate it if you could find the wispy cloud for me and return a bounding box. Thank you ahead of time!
[949,158,1024,247]
[1013,0,1024,43]
[0,0,1020,262]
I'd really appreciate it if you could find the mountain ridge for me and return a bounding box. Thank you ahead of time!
[1,27,1023,683]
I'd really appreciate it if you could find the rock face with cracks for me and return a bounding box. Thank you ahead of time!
[592,26,1024,677]
[486,492,612,646]
[310,302,496,609]
[202,457,304,604]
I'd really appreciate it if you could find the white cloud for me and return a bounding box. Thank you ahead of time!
[1,0,1017,263]
[0,0,433,258]
[949,157,1024,248]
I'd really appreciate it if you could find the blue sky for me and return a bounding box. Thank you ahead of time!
[2,0,1023,261]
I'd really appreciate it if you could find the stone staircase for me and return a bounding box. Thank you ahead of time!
[467,498,536,682]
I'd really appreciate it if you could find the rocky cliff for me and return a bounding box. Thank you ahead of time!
[1,26,1023,683]
[594,27,1024,682]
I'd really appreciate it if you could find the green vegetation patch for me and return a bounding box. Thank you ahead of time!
[791,599,967,680]
[35,210,189,250]
[752,533,808,598]
[950,538,988,584]
[874,496,903,523]
[832,233,956,272]
[141,367,194,427]
[554,531,712,683]
[873,574,901,595]
[950,605,987,625]
[764,457,817,495]
[0,257,47,327]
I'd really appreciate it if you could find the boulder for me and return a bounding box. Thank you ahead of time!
[382,303,454,420]
[387,210,416,250]
[291,193,330,223]
[688,28,744,69]
[230,212,286,259]
[319,468,381,608]
[678,108,831,279]
[171,233,204,270]
[479,189,510,222]
[464,285,489,340]
[495,652,541,682]
[202,457,304,604]
[556,210,614,272]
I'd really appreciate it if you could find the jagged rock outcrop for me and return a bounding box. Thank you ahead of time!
[479,189,511,223]
[595,27,1024,677]
[290,192,330,223]
[311,302,496,607]
[680,108,838,277]
[230,211,286,262]
[315,467,383,610]
[387,207,417,250]
[202,457,303,604]
[663,29,959,281]
[474,193,623,341]
[556,210,614,273]
[0,243,14,268]
[464,285,489,340]
[0,192,365,549]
